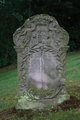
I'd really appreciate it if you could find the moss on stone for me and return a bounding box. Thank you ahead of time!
[21,25,24,29]
[30,85,50,94]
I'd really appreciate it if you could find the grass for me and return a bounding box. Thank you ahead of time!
[32,110,80,120]
[0,52,80,119]
[0,69,18,110]
[66,53,80,85]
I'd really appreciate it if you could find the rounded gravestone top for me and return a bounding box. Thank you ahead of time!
[13,14,69,48]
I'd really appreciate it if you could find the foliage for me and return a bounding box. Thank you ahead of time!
[0,0,80,67]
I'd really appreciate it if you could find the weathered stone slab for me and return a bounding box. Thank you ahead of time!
[13,14,70,109]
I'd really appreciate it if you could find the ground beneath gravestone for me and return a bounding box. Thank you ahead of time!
[0,96,80,120]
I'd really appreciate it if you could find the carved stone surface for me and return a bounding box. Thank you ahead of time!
[13,14,70,109]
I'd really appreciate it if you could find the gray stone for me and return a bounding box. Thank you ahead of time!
[13,14,70,109]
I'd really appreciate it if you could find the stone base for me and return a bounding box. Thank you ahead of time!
[16,93,70,110]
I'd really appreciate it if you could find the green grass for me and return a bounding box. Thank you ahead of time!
[10,109,80,120]
[32,110,80,120]
[66,53,80,86]
[0,52,80,119]
[0,69,18,110]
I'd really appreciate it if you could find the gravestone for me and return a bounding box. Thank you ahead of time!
[13,14,70,109]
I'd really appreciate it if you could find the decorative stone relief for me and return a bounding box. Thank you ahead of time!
[13,14,70,109]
